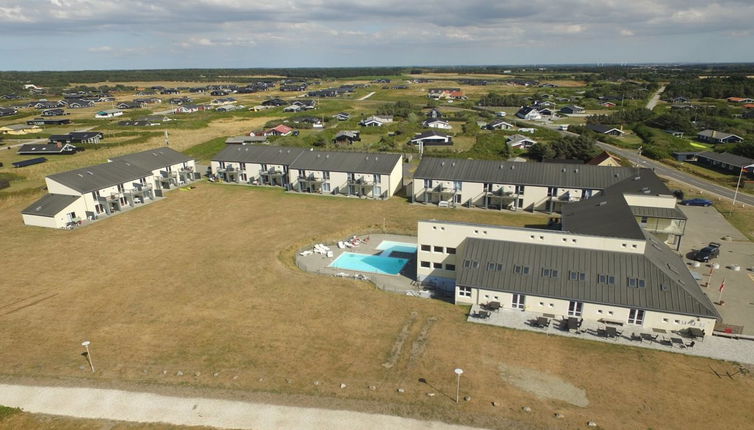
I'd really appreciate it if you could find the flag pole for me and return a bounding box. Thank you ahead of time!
[718,278,726,304]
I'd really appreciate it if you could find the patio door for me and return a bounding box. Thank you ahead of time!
[628,309,645,325]
[568,301,583,317]
[512,294,525,310]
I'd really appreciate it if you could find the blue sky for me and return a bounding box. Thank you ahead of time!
[1,0,753,70]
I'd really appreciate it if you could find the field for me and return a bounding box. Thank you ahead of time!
[1,184,753,430]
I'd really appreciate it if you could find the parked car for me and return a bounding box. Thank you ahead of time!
[693,242,721,262]
[681,198,713,207]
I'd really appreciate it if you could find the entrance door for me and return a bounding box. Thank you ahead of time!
[568,301,583,317]
[628,309,645,325]
[512,294,525,310]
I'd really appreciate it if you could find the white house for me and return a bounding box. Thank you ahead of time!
[94,109,123,119]
[423,119,452,130]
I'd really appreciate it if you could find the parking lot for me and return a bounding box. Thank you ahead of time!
[678,205,754,334]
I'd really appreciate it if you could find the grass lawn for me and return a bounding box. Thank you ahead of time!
[0,405,213,429]
[1,184,753,430]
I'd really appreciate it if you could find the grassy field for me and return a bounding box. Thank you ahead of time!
[1,184,753,430]
[0,405,215,429]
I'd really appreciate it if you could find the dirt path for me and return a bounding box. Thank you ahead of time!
[0,383,488,430]
[645,85,666,110]
[358,91,376,101]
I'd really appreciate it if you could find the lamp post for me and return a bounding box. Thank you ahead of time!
[82,341,94,373]
[729,164,753,215]
[706,262,720,288]
[454,368,464,403]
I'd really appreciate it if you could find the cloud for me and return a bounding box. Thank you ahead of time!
[88,45,112,52]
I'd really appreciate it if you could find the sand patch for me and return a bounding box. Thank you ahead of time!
[499,363,589,407]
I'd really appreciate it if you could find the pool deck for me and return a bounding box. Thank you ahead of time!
[296,234,421,294]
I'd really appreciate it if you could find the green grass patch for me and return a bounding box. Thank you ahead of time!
[184,136,226,162]
[0,405,22,421]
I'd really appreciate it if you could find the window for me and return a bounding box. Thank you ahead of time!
[453,180,463,191]
[514,265,530,275]
[323,171,330,180]
[420,244,431,251]
[373,174,380,184]
[433,246,444,253]
[627,278,646,288]
[458,287,471,297]
[628,309,645,325]
[463,260,480,269]
[447,247,456,255]
[322,183,331,193]
[547,187,557,197]
[219,161,226,168]
[599,274,616,285]
[569,271,587,281]
[298,169,305,177]
[515,185,525,194]
[486,262,503,271]
[420,261,430,268]
[433,262,442,269]
[445,264,455,271]
[640,216,648,224]
[597,310,603,314]
[662,318,669,323]
[424,179,432,188]
[542,268,559,278]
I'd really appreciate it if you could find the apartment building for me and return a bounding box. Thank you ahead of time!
[22,148,196,229]
[211,145,305,186]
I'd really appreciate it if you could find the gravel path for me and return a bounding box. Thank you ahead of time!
[0,383,487,430]
[358,91,376,101]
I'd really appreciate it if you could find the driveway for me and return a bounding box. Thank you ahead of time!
[0,384,487,430]
[678,205,754,334]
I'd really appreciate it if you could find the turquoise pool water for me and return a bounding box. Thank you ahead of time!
[329,252,410,275]
[376,240,417,256]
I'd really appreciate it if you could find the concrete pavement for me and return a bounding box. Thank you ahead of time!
[0,384,487,430]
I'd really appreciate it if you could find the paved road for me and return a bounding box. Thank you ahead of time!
[595,141,754,206]
[645,85,666,110]
[0,384,487,430]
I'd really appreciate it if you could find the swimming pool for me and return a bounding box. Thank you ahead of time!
[376,240,417,256]
[329,252,410,275]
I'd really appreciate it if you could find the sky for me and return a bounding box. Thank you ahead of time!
[1,0,753,71]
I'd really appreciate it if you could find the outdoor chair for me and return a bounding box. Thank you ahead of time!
[630,333,643,342]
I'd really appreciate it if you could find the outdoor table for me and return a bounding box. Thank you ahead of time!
[606,326,618,338]
[477,310,490,319]
[567,317,579,330]
[671,337,685,348]
[536,317,550,328]
[486,301,501,311]
[640,333,655,342]
[688,328,705,338]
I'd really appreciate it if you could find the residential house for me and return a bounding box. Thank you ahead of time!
[280,83,307,92]
[427,108,443,119]
[26,118,71,126]
[211,97,237,106]
[261,98,288,107]
[515,107,542,120]
[17,143,77,155]
[559,105,585,114]
[428,88,465,100]
[109,147,198,191]
[695,151,754,175]
[587,124,625,136]
[506,135,537,149]
[289,150,403,199]
[727,97,754,103]
[174,104,206,114]
[0,107,18,117]
[586,151,622,167]
[117,101,146,110]
[410,131,453,147]
[334,112,351,121]
[0,124,41,135]
[211,145,305,186]
[265,124,294,136]
[283,105,302,113]
[41,108,66,116]
[671,97,690,104]
[225,136,268,145]
[600,101,617,108]
[94,109,123,118]
[697,129,744,144]
[333,130,361,145]
[423,118,452,129]
[49,132,104,144]
[486,119,515,130]
[169,97,193,105]
[359,115,393,127]
[134,97,162,104]
[65,100,96,109]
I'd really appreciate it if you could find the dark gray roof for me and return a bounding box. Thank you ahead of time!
[18,143,76,154]
[110,147,193,172]
[587,123,622,134]
[213,145,305,165]
[630,205,687,220]
[697,129,742,140]
[696,151,754,168]
[561,174,672,240]
[414,157,648,189]
[47,162,153,194]
[22,194,80,217]
[412,131,451,140]
[457,237,719,319]
[290,150,401,175]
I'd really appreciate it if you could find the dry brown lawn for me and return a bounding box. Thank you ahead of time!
[1,184,753,430]
[0,411,215,430]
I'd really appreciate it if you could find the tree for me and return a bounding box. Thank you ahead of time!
[529,143,556,160]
